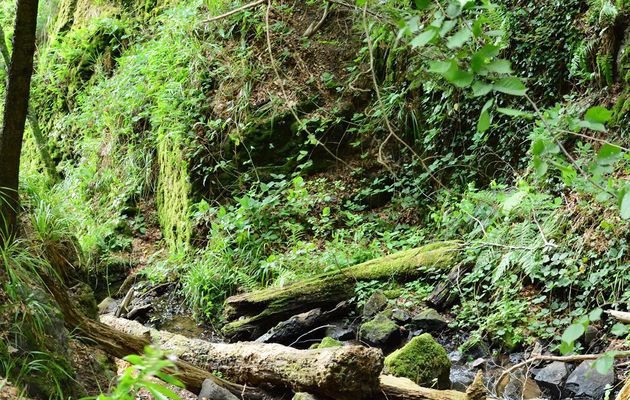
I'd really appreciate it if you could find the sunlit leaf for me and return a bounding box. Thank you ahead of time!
[477,99,493,132]
[493,77,527,96]
[411,28,438,48]
[446,28,472,49]
[472,81,493,97]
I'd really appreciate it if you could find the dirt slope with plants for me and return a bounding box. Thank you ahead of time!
[0,0,629,398]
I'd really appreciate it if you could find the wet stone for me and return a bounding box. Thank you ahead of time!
[564,360,614,399]
[411,308,447,331]
[391,309,411,324]
[362,291,388,319]
[534,361,573,398]
[359,312,401,348]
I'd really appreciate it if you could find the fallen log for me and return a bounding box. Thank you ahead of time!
[379,375,468,400]
[223,241,461,339]
[607,310,630,324]
[426,264,470,310]
[102,315,384,400]
[41,275,267,399]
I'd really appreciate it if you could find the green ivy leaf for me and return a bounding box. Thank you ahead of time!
[561,323,585,344]
[477,99,493,132]
[493,77,527,96]
[472,81,493,97]
[559,341,574,355]
[411,28,438,48]
[446,28,472,49]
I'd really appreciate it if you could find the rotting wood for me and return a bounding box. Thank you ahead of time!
[426,264,470,310]
[101,315,384,400]
[223,241,461,340]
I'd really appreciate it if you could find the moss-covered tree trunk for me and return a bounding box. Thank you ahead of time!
[223,241,461,340]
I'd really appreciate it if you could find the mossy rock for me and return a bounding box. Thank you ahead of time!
[309,337,343,349]
[362,290,388,318]
[384,333,451,389]
[359,312,400,348]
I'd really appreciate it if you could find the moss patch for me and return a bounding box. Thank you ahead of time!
[384,333,451,389]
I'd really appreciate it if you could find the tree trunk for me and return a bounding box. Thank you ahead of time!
[101,314,384,400]
[0,27,60,183]
[0,0,39,241]
[223,241,461,340]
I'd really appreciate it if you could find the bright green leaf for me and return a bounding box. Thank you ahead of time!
[594,354,614,375]
[472,81,493,97]
[588,308,602,322]
[477,99,493,132]
[561,323,585,344]
[584,106,612,124]
[411,28,437,48]
[428,60,455,74]
[493,77,527,96]
[444,67,473,88]
[446,28,472,49]
[621,190,630,220]
[596,143,622,164]
[484,59,513,74]
[611,323,629,337]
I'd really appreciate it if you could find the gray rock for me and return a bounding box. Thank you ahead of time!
[469,357,486,369]
[449,365,477,391]
[359,312,401,348]
[534,361,573,398]
[362,291,388,318]
[582,325,600,346]
[391,309,411,324]
[411,308,447,331]
[198,378,238,400]
[325,324,354,341]
[564,360,614,399]
[448,350,464,364]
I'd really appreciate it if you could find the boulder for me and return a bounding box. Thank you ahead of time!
[534,361,573,398]
[564,360,614,399]
[383,333,451,389]
[450,365,477,391]
[411,308,447,331]
[292,394,319,400]
[197,378,239,400]
[362,291,388,318]
[359,313,401,348]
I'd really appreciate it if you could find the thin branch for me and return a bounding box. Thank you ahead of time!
[495,352,630,393]
[203,0,267,23]
[558,129,630,152]
[304,1,331,38]
[288,325,336,347]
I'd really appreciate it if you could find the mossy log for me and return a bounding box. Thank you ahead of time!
[101,315,384,400]
[41,276,266,399]
[223,241,461,340]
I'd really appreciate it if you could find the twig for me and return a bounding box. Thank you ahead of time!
[559,129,630,152]
[304,1,331,38]
[204,0,267,23]
[495,352,630,393]
[288,324,336,347]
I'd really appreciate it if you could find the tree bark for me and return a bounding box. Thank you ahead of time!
[0,27,60,183]
[101,314,384,400]
[0,0,39,242]
[223,241,461,340]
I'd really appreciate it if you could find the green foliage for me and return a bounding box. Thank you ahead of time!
[84,346,183,400]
